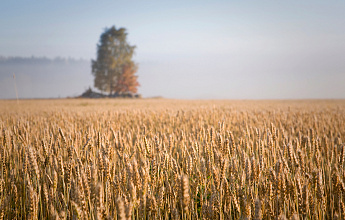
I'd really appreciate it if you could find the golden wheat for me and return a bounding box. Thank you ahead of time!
[0,99,344,219]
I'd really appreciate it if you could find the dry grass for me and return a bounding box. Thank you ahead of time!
[0,99,344,219]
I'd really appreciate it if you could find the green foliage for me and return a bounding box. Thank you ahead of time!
[92,26,139,94]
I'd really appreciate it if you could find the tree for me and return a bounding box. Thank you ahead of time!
[92,26,139,95]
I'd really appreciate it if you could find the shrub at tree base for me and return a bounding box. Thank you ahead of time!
[79,87,141,99]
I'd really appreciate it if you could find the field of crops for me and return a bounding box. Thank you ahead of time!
[0,99,344,219]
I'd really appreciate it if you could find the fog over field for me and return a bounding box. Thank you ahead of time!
[0,57,92,99]
[1,54,344,100]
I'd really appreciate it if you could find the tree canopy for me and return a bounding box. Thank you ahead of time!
[92,26,139,95]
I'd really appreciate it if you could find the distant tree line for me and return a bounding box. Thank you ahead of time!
[0,56,88,65]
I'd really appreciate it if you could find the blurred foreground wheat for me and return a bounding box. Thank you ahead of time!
[0,99,344,219]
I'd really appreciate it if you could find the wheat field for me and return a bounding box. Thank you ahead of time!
[0,99,344,220]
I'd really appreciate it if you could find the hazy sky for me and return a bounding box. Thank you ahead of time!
[1,0,345,99]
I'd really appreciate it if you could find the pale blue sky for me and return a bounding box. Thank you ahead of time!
[1,1,345,99]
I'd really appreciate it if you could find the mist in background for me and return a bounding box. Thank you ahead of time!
[1,0,344,99]
[0,57,91,99]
